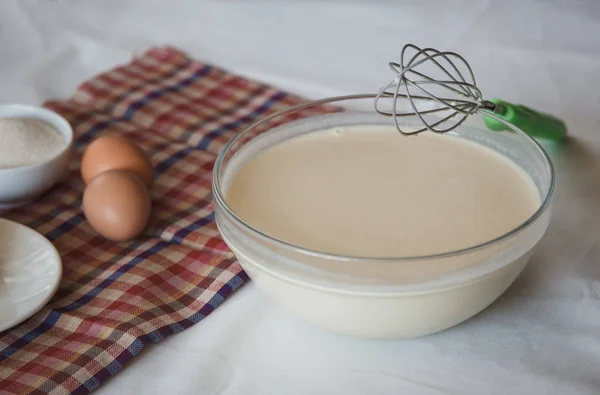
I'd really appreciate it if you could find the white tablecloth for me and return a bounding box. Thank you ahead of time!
[2,1,600,394]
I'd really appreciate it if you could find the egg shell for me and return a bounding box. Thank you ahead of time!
[83,170,151,242]
[81,135,154,189]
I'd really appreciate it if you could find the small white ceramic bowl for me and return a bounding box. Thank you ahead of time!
[0,104,73,209]
[213,95,554,339]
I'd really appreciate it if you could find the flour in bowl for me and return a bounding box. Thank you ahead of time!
[0,118,66,169]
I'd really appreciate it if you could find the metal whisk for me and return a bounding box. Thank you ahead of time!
[374,44,498,135]
[374,44,567,140]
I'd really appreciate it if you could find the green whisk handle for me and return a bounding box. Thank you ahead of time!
[483,98,567,141]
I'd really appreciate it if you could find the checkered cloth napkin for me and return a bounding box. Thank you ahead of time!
[0,47,327,395]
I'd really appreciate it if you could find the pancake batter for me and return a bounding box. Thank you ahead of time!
[226,126,540,257]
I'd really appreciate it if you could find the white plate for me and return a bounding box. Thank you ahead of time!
[0,218,62,332]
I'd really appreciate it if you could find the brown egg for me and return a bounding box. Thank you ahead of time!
[81,135,154,189]
[83,170,151,242]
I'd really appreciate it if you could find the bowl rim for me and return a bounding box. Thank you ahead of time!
[0,104,74,174]
[212,93,555,262]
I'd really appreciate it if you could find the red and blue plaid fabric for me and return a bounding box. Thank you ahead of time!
[0,47,316,394]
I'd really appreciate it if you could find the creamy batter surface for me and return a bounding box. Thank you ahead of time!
[225,126,540,257]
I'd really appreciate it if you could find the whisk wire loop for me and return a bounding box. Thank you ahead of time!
[375,44,490,135]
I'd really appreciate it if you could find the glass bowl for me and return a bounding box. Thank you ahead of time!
[212,94,554,339]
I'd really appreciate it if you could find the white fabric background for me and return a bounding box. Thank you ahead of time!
[1,1,600,394]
